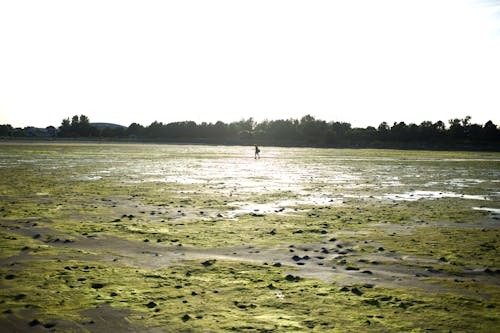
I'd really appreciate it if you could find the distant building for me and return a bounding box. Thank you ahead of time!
[23,126,57,137]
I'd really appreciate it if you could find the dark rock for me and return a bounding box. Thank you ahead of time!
[293,230,304,234]
[91,283,105,289]
[292,255,302,262]
[234,301,247,309]
[351,288,363,296]
[182,314,191,322]
[5,274,15,280]
[146,302,157,308]
[29,319,41,327]
[364,299,380,306]
[269,229,277,235]
[33,234,41,239]
[202,260,216,267]
[285,274,300,282]
[361,270,373,275]
[14,294,26,300]
[273,262,282,267]
[43,323,56,329]
[378,247,385,252]
[339,287,350,292]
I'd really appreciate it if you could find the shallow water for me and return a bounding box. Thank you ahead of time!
[2,144,500,212]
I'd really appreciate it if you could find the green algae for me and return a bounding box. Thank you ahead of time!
[0,143,499,331]
[1,258,498,332]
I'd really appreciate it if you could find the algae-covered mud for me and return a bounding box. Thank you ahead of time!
[0,142,499,332]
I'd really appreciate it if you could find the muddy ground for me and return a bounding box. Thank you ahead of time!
[0,143,499,332]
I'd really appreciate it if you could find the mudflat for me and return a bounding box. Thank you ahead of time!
[0,142,499,332]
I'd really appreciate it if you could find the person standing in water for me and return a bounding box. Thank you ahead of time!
[254,145,261,159]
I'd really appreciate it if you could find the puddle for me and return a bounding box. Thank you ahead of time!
[228,196,340,217]
[425,178,486,188]
[473,207,500,214]
[381,190,489,201]
[74,175,103,181]
[228,203,298,217]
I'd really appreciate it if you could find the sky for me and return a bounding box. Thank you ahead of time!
[1,0,499,129]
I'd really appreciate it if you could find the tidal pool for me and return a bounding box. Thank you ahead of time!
[0,143,499,332]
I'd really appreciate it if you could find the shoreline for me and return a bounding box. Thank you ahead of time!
[1,137,499,152]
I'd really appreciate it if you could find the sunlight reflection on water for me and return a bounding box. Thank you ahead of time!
[5,144,500,211]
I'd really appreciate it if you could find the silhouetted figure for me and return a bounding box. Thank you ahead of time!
[254,145,260,159]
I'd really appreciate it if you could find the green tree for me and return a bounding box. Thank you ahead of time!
[0,124,13,136]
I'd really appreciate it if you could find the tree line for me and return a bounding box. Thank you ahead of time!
[1,114,499,149]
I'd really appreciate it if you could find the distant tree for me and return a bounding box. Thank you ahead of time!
[58,114,97,137]
[325,121,351,144]
[468,124,483,141]
[0,124,13,136]
[434,120,446,132]
[48,113,498,149]
[265,119,299,142]
[46,126,57,137]
[390,122,409,141]
[147,121,164,138]
[212,121,228,139]
[77,115,94,136]
[483,120,499,141]
[448,116,472,140]
[127,123,145,137]
[71,115,80,132]
[377,122,390,141]
[300,115,327,143]
[59,117,72,137]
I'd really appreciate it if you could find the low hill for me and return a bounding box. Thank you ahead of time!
[91,123,126,129]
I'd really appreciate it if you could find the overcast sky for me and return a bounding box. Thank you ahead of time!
[1,0,499,129]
